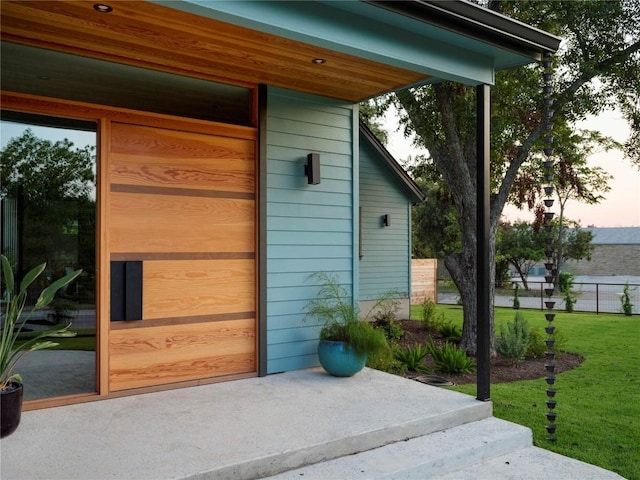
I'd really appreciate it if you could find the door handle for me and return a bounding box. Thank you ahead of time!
[110,261,143,321]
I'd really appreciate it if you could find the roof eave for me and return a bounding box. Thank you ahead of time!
[359,121,426,203]
[365,0,562,62]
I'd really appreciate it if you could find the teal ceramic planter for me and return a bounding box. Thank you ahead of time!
[317,340,367,377]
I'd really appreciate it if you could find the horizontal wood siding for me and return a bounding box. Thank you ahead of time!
[359,137,411,301]
[266,88,354,373]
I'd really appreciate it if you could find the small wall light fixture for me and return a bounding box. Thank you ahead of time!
[305,153,321,185]
[382,214,391,227]
[93,3,113,12]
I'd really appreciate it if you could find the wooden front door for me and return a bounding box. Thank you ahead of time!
[107,121,257,392]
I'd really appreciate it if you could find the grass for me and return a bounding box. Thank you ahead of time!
[16,328,96,351]
[410,304,640,480]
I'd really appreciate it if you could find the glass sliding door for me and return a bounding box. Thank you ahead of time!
[1,112,97,400]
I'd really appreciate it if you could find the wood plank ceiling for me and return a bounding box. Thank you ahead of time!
[0,0,428,102]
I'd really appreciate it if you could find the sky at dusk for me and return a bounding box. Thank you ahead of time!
[383,108,640,228]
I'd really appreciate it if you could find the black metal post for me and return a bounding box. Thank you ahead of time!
[476,84,491,402]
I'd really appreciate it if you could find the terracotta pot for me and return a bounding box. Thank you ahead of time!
[1,381,23,438]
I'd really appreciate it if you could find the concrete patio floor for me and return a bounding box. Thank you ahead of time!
[0,368,623,479]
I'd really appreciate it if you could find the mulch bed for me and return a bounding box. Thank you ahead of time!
[394,319,584,385]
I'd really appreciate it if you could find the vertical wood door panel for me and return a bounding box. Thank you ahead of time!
[108,122,257,391]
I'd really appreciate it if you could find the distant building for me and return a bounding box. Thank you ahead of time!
[563,227,640,276]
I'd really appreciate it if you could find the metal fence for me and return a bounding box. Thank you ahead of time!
[438,281,640,315]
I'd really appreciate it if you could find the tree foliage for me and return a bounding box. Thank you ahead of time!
[365,1,639,354]
[1,129,95,204]
[1,129,96,282]
[496,222,545,290]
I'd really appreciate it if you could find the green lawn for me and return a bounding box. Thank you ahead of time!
[410,305,640,480]
[16,328,96,351]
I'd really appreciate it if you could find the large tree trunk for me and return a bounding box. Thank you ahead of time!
[445,215,497,357]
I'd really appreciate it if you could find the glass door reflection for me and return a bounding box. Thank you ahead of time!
[1,113,97,400]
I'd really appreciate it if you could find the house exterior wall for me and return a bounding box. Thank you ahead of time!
[265,88,357,374]
[358,137,411,318]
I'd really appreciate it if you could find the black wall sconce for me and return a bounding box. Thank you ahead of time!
[305,153,320,185]
[382,214,391,227]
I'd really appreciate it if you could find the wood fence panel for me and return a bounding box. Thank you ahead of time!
[411,259,437,304]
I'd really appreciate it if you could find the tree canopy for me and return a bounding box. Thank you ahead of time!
[363,0,639,354]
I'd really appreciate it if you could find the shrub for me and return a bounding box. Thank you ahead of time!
[374,318,404,341]
[564,290,577,313]
[420,299,446,330]
[373,302,404,341]
[527,326,567,359]
[512,284,520,309]
[427,340,475,374]
[421,298,437,325]
[559,272,577,313]
[394,343,430,372]
[438,322,461,342]
[526,327,546,358]
[558,272,574,294]
[367,346,406,375]
[620,282,635,316]
[496,312,530,364]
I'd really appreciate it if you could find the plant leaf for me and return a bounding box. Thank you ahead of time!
[1,255,14,294]
[19,262,46,294]
[35,269,82,308]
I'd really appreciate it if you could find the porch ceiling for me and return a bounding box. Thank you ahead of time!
[0,0,427,103]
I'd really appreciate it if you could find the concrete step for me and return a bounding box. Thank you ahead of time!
[440,445,625,480]
[262,417,532,479]
[194,371,493,480]
[1,368,493,480]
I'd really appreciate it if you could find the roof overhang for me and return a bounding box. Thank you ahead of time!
[0,1,561,103]
[359,122,426,204]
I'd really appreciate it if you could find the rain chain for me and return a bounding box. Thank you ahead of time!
[541,51,558,442]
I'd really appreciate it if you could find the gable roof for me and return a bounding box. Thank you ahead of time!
[359,121,426,203]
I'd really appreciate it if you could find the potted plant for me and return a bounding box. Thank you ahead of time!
[304,272,392,377]
[1,254,81,438]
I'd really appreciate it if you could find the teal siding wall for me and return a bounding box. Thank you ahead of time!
[266,88,356,374]
[359,135,411,301]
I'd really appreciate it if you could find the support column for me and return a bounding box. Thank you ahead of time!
[476,84,491,402]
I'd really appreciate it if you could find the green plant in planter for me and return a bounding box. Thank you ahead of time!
[304,272,392,359]
[1,254,81,391]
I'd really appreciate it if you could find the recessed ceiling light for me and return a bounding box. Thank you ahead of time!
[93,4,113,13]
[311,58,326,64]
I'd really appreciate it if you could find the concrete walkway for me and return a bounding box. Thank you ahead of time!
[0,368,624,480]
